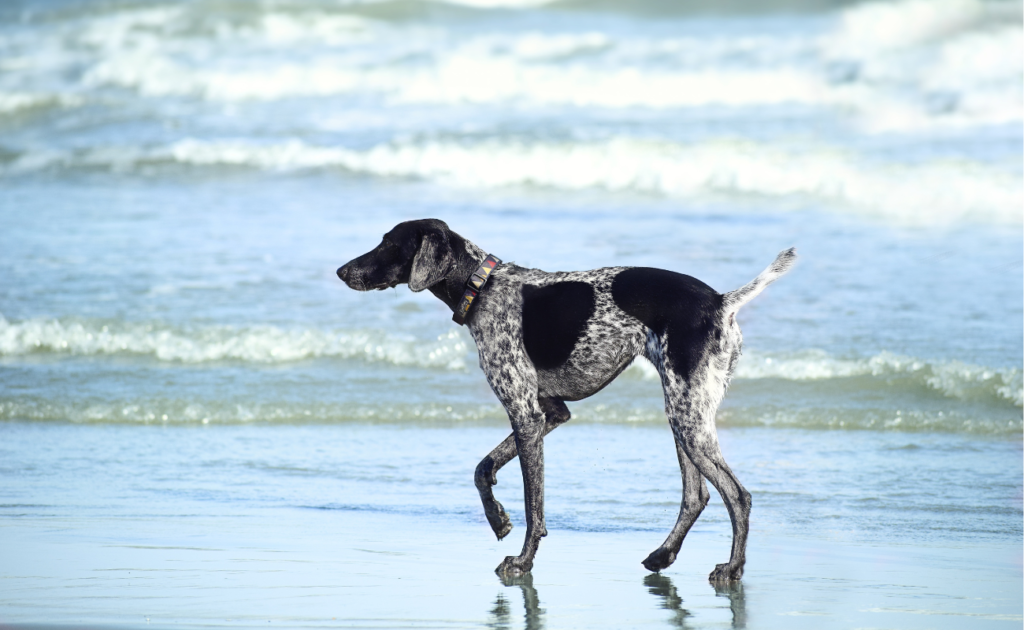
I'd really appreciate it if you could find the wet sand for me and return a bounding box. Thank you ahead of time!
[2,483,1020,629]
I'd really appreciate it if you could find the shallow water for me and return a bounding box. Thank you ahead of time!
[1,422,1021,628]
[0,0,1021,626]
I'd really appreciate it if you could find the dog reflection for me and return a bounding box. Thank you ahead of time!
[644,573,695,629]
[489,573,544,630]
[712,580,747,629]
[645,574,747,629]
[487,571,746,629]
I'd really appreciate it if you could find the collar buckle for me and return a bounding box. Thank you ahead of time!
[452,254,501,326]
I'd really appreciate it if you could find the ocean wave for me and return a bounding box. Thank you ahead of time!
[1,396,1017,434]
[75,29,830,107]
[0,315,470,369]
[0,92,82,115]
[833,0,1011,52]
[735,350,1023,407]
[0,398,502,426]
[714,407,1022,434]
[824,0,1023,131]
[625,349,1022,408]
[1,315,1019,408]
[7,137,1018,224]
[0,0,1015,131]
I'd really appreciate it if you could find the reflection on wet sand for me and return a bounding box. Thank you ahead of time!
[644,574,747,629]
[644,574,694,629]
[713,581,747,629]
[488,571,747,630]
[490,573,545,630]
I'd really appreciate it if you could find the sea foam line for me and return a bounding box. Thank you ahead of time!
[0,315,469,370]
[1,315,1019,407]
[2,0,1015,131]
[0,397,1018,434]
[625,350,1022,408]
[739,350,1023,407]
[6,137,1021,225]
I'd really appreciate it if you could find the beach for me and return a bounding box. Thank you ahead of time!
[0,0,1021,627]
[1,422,1020,628]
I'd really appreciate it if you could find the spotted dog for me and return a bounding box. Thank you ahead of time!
[337,219,796,581]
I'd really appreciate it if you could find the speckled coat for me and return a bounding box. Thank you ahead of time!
[337,218,796,580]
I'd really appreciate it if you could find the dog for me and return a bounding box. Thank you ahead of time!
[337,219,796,580]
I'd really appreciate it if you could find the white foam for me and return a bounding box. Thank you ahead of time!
[623,349,1022,408]
[714,407,1023,434]
[825,0,1023,131]
[2,0,1017,134]
[0,315,471,370]
[131,137,1024,224]
[8,136,1020,224]
[75,29,827,107]
[436,0,554,7]
[2,395,1017,433]
[834,0,989,52]
[740,350,1023,407]
[0,398,507,425]
[0,92,78,114]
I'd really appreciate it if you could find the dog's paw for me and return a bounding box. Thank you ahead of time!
[485,502,514,540]
[641,548,677,573]
[494,519,513,541]
[708,562,743,582]
[495,555,532,577]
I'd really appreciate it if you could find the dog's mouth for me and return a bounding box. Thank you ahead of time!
[370,277,401,291]
[338,264,401,292]
[350,278,397,291]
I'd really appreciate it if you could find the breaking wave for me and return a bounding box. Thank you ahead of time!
[0,396,1017,434]
[739,350,1023,407]
[1,315,1019,408]
[0,315,470,370]
[5,137,1018,224]
[627,349,1022,408]
[0,0,1017,130]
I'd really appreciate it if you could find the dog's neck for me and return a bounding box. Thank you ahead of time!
[427,232,490,312]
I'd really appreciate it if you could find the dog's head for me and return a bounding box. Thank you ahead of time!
[337,219,455,292]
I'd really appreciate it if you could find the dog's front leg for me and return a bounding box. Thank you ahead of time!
[476,398,570,542]
[476,345,549,576]
[496,408,547,577]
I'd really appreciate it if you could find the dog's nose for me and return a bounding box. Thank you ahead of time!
[337,265,350,282]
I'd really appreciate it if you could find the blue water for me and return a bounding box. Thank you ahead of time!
[0,0,1021,627]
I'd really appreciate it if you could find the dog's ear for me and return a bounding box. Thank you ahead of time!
[408,228,454,292]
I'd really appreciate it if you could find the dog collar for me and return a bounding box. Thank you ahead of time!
[452,254,502,326]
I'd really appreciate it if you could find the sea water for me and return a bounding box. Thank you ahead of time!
[0,0,1021,628]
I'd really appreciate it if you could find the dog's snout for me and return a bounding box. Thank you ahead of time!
[337,265,350,282]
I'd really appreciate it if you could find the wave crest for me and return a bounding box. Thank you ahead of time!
[0,315,470,369]
[6,137,1020,225]
[2,315,1018,408]
[1,397,1018,434]
[626,349,1022,407]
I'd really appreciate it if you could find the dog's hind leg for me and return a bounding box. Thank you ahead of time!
[642,331,711,572]
[475,398,570,541]
[641,330,748,580]
[678,422,751,582]
[642,438,710,572]
[665,381,750,581]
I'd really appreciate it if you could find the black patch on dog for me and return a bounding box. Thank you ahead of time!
[522,282,596,370]
[611,268,723,380]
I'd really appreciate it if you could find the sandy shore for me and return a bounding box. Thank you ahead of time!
[2,505,1020,629]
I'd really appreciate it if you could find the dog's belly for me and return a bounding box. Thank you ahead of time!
[536,347,636,401]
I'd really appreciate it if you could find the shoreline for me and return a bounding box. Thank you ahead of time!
[1,508,1021,629]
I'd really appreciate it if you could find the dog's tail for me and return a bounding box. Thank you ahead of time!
[722,247,797,315]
